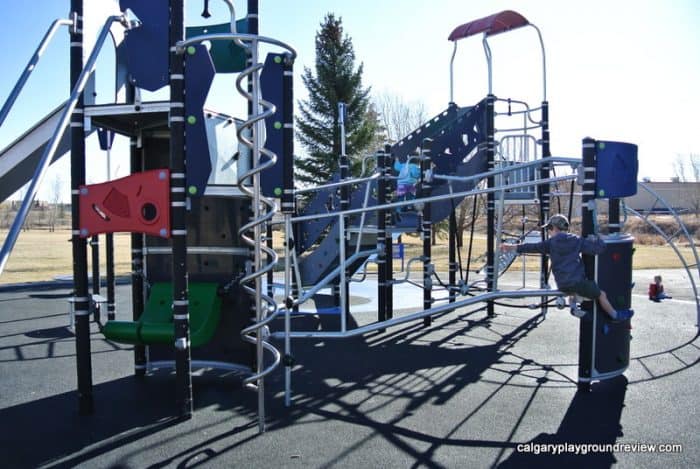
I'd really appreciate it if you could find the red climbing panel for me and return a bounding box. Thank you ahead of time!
[79,168,171,238]
[448,10,529,41]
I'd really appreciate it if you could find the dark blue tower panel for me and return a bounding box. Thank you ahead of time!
[260,53,286,199]
[120,0,169,91]
[596,141,638,199]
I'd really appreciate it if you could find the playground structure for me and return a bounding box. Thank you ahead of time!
[1,2,699,435]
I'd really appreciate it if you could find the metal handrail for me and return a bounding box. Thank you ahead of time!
[625,182,700,325]
[271,288,563,339]
[0,18,73,128]
[288,159,579,224]
[0,15,136,277]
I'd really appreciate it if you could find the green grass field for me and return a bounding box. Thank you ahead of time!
[0,228,695,285]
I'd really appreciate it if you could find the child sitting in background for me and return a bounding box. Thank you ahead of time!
[649,275,671,302]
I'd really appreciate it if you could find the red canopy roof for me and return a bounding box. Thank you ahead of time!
[448,10,529,42]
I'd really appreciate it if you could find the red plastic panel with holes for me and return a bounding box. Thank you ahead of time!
[78,169,171,238]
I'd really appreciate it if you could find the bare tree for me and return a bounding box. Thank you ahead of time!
[673,153,700,216]
[374,92,428,143]
[48,175,63,232]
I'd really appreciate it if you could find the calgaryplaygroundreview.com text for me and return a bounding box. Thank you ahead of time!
[515,442,683,456]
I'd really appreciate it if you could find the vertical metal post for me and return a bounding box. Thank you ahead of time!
[247,0,260,382]
[90,236,100,297]
[578,137,597,390]
[266,225,273,298]
[384,145,394,320]
[338,102,350,319]
[70,0,93,416]
[485,94,496,317]
[449,209,457,304]
[377,149,387,323]
[420,141,433,326]
[105,143,115,321]
[128,85,146,375]
[539,100,551,310]
[169,0,192,418]
[609,198,620,235]
[105,235,115,320]
[281,53,295,406]
[339,214,347,332]
[247,0,267,433]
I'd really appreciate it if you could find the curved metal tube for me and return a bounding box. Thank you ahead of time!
[482,35,493,95]
[0,15,130,278]
[449,41,458,103]
[0,18,72,128]
[529,24,548,101]
[177,32,297,60]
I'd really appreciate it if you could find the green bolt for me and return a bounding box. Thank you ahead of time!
[274,121,282,130]
[188,185,198,195]
[187,115,197,125]
[187,46,197,55]
[274,55,282,64]
[599,189,605,197]
[598,142,606,150]
[274,187,282,196]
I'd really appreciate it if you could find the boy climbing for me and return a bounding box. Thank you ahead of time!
[502,214,633,321]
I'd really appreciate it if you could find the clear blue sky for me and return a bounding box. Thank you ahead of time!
[1,0,699,202]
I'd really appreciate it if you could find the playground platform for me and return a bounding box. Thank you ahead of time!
[0,270,697,468]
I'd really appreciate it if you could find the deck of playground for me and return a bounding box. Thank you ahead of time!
[0,269,697,468]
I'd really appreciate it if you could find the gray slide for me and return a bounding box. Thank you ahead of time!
[0,104,71,202]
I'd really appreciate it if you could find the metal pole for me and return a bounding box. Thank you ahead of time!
[127,84,146,375]
[485,94,496,317]
[105,143,115,321]
[90,235,100,297]
[449,42,457,104]
[281,52,295,407]
[377,148,387,323]
[0,14,126,277]
[609,198,621,235]
[0,18,72,128]
[539,100,551,309]
[578,137,597,391]
[338,102,350,318]
[169,0,192,418]
[70,0,92,416]
[339,214,347,333]
[384,145,394,320]
[420,140,433,326]
[449,208,457,304]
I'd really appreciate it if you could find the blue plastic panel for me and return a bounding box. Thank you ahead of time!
[260,53,285,198]
[596,140,638,198]
[184,44,216,196]
[120,0,169,91]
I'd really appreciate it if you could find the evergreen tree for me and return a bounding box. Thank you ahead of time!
[296,14,380,186]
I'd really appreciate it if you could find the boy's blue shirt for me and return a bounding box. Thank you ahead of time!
[516,232,606,289]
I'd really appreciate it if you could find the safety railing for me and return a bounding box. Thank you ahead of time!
[624,182,700,325]
[0,14,141,277]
